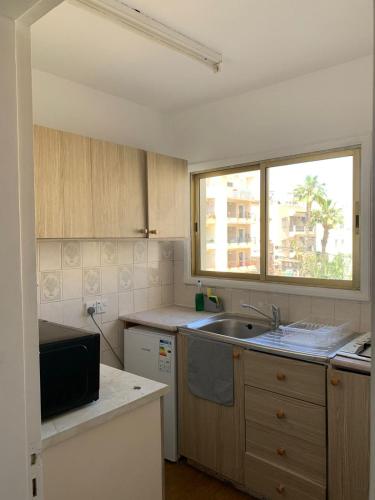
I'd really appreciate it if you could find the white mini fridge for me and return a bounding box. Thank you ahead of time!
[124,326,178,462]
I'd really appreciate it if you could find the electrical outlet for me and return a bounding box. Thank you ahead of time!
[85,300,107,315]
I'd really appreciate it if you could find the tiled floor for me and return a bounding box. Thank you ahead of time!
[165,461,255,500]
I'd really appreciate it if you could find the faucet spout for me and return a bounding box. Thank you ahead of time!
[241,303,281,330]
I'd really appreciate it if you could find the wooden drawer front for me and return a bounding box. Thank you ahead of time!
[246,421,326,485]
[243,350,326,405]
[245,453,325,500]
[245,386,326,446]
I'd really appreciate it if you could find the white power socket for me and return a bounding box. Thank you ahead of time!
[86,300,108,315]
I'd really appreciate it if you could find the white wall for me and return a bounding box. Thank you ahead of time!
[169,56,373,163]
[32,69,175,154]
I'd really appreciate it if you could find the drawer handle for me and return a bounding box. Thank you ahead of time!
[331,377,341,386]
[276,372,286,381]
[276,484,285,494]
[276,447,286,456]
[149,229,158,235]
[233,352,240,360]
[276,409,285,419]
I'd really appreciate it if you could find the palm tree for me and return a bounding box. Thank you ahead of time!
[311,198,344,255]
[293,175,326,229]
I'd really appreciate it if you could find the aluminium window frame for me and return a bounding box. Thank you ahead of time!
[192,146,361,291]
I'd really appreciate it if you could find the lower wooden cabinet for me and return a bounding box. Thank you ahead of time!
[328,367,370,500]
[178,335,244,484]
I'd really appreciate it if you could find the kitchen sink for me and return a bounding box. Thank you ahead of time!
[183,313,271,340]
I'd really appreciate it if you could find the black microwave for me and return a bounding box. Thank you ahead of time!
[39,320,100,420]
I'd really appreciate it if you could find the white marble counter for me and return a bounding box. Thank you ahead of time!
[41,364,168,450]
[119,305,219,332]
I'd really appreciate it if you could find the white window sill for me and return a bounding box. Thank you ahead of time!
[184,273,369,301]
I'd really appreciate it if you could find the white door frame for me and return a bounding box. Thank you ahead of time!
[0,2,63,499]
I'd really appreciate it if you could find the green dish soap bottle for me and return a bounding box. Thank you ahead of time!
[195,280,205,311]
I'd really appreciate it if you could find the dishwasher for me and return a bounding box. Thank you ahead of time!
[124,326,177,462]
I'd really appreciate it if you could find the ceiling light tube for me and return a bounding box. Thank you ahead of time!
[70,0,222,72]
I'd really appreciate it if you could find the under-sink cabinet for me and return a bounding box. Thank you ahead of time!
[327,367,370,500]
[178,335,245,484]
[33,125,188,239]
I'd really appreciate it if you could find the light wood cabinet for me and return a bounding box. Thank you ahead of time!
[328,367,370,500]
[178,335,244,483]
[34,126,63,238]
[91,139,147,238]
[147,152,189,239]
[61,131,93,238]
[34,126,188,239]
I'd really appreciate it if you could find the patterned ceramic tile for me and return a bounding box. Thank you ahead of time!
[101,241,118,265]
[101,266,118,294]
[148,286,162,309]
[40,271,62,302]
[134,240,147,264]
[148,240,161,262]
[118,240,134,264]
[82,241,101,267]
[118,265,133,292]
[118,291,134,315]
[62,240,81,268]
[133,288,148,312]
[62,269,83,299]
[39,241,62,270]
[160,261,173,285]
[83,268,101,296]
[160,241,174,261]
[133,263,148,289]
[148,262,161,287]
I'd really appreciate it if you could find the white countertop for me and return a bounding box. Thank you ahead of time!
[41,364,168,450]
[119,305,219,332]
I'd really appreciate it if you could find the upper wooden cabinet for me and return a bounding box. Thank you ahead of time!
[61,131,93,238]
[147,152,189,239]
[91,139,147,238]
[33,126,188,239]
[34,126,63,238]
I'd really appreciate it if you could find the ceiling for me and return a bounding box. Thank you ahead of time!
[0,0,44,19]
[31,0,373,112]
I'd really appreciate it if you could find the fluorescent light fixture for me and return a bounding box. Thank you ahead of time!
[70,0,222,72]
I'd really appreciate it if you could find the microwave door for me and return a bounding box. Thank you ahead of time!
[40,343,90,418]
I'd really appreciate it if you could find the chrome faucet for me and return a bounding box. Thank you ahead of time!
[241,303,281,330]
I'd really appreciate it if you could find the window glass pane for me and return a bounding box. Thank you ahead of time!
[199,170,260,273]
[267,156,353,281]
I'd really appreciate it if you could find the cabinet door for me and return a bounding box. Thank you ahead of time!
[91,139,147,238]
[328,368,370,500]
[34,126,63,238]
[178,335,244,482]
[147,152,188,238]
[61,131,93,238]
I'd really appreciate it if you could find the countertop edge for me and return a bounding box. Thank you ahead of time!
[42,383,168,450]
[119,315,178,332]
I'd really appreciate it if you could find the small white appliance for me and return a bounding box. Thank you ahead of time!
[124,326,177,461]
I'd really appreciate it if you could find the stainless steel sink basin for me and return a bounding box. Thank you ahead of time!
[184,313,271,340]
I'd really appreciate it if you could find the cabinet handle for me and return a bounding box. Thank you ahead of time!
[276,447,286,456]
[149,229,158,235]
[139,228,148,235]
[233,352,240,360]
[331,377,341,386]
[276,409,285,419]
[276,484,285,494]
[276,372,286,381]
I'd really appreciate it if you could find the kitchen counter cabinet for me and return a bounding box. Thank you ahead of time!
[178,335,244,484]
[42,365,168,500]
[328,367,370,500]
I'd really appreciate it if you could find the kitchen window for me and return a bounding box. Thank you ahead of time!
[192,147,361,290]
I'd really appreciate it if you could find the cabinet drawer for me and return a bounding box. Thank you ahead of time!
[245,386,326,446]
[245,453,326,500]
[243,350,326,405]
[246,421,326,485]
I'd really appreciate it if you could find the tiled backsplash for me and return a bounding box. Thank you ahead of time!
[37,239,175,368]
[173,241,371,334]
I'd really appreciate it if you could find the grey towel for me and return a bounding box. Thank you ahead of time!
[187,335,234,406]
